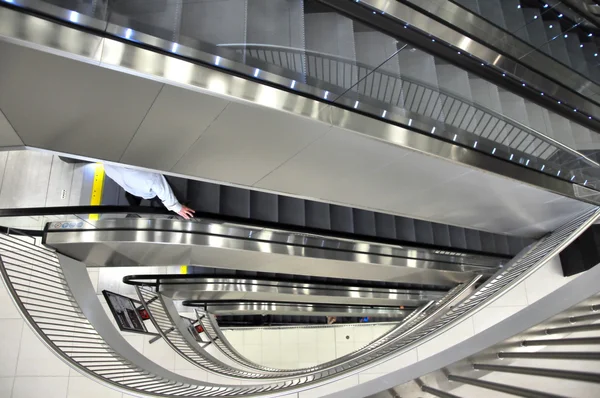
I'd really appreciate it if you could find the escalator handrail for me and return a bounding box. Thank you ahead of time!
[133,276,479,379]
[31,206,511,261]
[1,207,597,396]
[219,43,599,169]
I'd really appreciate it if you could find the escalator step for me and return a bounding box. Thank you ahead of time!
[395,217,416,241]
[508,236,531,255]
[250,191,278,222]
[330,205,354,233]
[480,232,496,253]
[216,269,237,276]
[493,234,510,256]
[187,181,220,213]
[414,220,434,245]
[448,226,468,249]
[101,176,128,206]
[305,201,331,230]
[278,196,305,226]
[375,213,396,239]
[220,186,250,218]
[188,266,216,275]
[465,229,483,251]
[235,270,258,278]
[432,223,451,247]
[353,209,376,236]
[165,176,188,204]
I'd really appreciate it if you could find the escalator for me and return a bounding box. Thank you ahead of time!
[99,174,533,258]
[123,271,432,326]
[452,0,600,83]
[2,0,600,195]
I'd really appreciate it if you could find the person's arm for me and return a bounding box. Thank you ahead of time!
[150,175,195,219]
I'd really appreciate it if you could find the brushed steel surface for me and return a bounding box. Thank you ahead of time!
[148,276,445,306]
[203,302,409,317]
[0,40,163,161]
[170,101,333,186]
[118,84,230,172]
[0,109,22,147]
[0,5,597,238]
[46,217,503,267]
[361,0,600,117]
[43,218,502,287]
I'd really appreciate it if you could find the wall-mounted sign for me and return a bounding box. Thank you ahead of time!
[102,290,149,334]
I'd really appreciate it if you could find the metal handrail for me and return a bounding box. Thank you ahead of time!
[1,207,597,396]
[219,43,599,169]
[198,311,284,373]
[135,275,479,379]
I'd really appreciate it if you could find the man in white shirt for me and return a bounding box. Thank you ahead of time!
[104,164,195,220]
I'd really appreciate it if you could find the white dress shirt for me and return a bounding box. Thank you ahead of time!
[104,164,182,213]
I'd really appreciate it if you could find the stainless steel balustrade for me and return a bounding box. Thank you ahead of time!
[1,207,598,396]
[217,43,600,189]
[135,279,479,379]
[197,310,287,373]
[368,289,600,397]
[1,0,597,190]
[220,43,594,172]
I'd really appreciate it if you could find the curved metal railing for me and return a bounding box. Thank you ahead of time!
[220,43,599,170]
[197,310,284,373]
[1,207,598,396]
[135,279,479,380]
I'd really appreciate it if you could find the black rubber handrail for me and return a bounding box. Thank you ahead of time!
[122,273,450,292]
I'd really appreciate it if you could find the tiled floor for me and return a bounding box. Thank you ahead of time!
[222,324,395,370]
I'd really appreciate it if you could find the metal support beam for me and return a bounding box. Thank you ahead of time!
[546,323,600,335]
[448,374,564,398]
[421,385,461,398]
[522,337,600,347]
[499,352,600,360]
[569,313,600,324]
[474,364,600,383]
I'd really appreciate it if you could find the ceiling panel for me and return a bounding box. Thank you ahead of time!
[254,126,413,202]
[0,41,162,161]
[119,85,230,171]
[0,109,23,147]
[256,124,595,236]
[171,102,332,185]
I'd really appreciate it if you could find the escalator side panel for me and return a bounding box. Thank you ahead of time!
[305,201,331,230]
[164,176,188,205]
[479,231,497,253]
[353,209,377,236]
[448,226,468,250]
[432,223,451,247]
[414,220,435,245]
[465,229,483,251]
[250,191,279,222]
[375,213,396,239]
[494,234,510,256]
[187,181,220,213]
[395,217,417,242]
[330,205,354,233]
[278,196,306,226]
[220,186,250,218]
